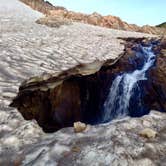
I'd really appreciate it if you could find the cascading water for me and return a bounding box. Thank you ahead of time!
[102,44,157,122]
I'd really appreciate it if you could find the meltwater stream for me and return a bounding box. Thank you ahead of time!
[102,44,157,122]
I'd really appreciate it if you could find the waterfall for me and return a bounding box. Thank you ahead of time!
[102,45,157,122]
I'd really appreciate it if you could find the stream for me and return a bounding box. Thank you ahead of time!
[103,44,157,122]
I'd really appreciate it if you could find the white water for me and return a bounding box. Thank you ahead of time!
[103,45,156,122]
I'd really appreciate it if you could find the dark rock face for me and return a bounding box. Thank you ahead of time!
[13,80,82,132]
[10,38,166,132]
[10,68,112,132]
[148,39,166,111]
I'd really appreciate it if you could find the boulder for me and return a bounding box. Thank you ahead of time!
[74,122,87,133]
[139,128,157,139]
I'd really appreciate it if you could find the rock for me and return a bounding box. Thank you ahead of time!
[74,122,87,133]
[71,146,81,152]
[139,128,157,139]
[20,0,66,15]
[87,12,103,26]
[36,16,71,28]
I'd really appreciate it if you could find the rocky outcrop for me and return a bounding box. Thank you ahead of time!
[140,25,166,35]
[20,0,66,15]
[20,0,166,35]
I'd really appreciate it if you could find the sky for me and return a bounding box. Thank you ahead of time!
[48,0,166,26]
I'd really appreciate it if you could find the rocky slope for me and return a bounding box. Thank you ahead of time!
[20,0,66,15]
[20,0,166,35]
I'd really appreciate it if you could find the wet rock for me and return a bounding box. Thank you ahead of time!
[139,128,157,139]
[74,122,87,133]
[148,39,166,111]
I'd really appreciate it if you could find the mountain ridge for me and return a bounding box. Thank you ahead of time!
[20,0,166,35]
[157,22,166,28]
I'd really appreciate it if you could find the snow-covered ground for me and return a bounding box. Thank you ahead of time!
[1,0,163,165]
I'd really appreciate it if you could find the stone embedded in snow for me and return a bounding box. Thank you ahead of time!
[36,16,71,28]
[74,122,87,133]
[139,128,157,139]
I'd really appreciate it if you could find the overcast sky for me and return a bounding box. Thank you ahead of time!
[48,0,166,26]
